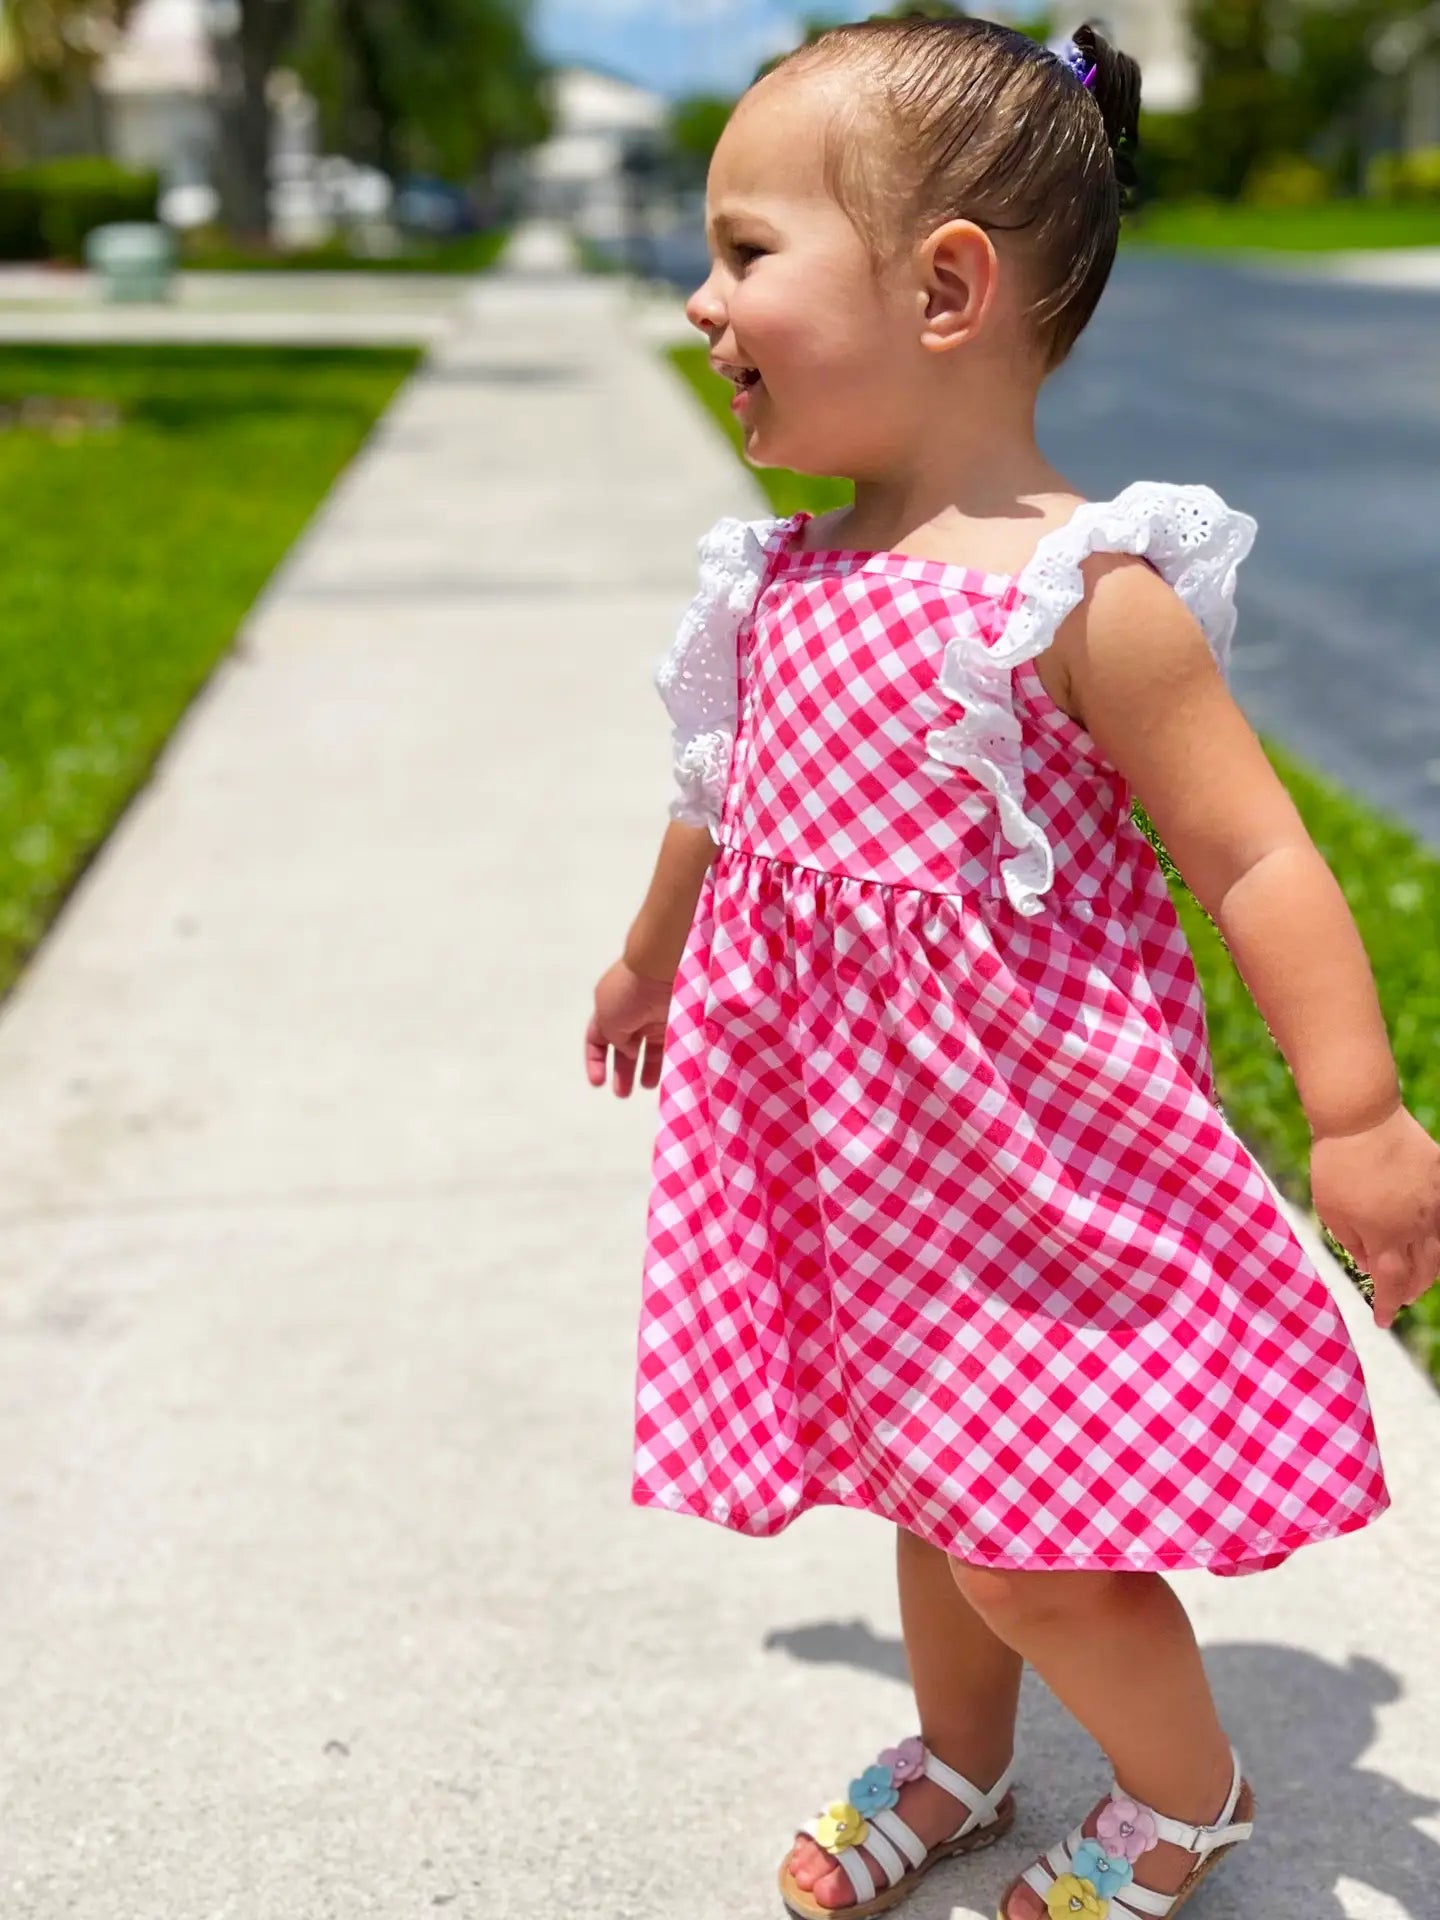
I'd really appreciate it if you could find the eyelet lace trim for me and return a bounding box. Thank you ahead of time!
[925,483,1258,918]
[654,514,789,832]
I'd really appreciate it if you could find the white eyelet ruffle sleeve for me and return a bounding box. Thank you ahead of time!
[925,482,1258,918]
[655,514,787,835]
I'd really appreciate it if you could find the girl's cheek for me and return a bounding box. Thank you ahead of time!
[740,267,817,347]
[750,293,827,365]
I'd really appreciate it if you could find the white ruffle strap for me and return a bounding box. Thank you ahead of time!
[925,482,1258,918]
[654,514,787,835]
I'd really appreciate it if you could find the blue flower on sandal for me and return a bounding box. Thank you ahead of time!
[1072,1840,1134,1900]
[848,1765,900,1816]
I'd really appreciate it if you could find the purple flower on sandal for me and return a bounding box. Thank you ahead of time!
[1097,1798,1159,1861]
[848,1765,900,1817]
[878,1736,926,1783]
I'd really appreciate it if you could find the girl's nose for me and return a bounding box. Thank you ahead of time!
[686,268,725,337]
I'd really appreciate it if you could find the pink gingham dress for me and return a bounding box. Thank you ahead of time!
[634,484,1389,1577]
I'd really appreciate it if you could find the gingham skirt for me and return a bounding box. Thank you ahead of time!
[632,540,1389,1576]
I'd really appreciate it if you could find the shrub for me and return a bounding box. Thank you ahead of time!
[1367,146,1440,202]
[1136,110,1204,204]
[1243,153,1332,209]
[0,158,159,263]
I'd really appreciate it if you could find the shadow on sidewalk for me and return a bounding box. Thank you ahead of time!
[420,360,587,387]
[767,1618,1437,1918]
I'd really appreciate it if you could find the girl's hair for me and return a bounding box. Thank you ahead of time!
[776,15,1141,367]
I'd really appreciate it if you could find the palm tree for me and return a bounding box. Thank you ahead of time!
[293,0,547,185]
[208,0,305,238]
[213,0,547,240]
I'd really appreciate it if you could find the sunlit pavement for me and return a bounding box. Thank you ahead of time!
[0,264,472,343]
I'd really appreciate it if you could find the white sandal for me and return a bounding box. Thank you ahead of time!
[779,1734,1017,1919]
[997,1745,1254,1920]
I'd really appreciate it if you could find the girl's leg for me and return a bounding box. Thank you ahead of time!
[899,1526,1024,1789]
[787,1527,1024,1911]
[948,1564,1239,1920]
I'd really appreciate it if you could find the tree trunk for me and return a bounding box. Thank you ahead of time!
[335,0,402,181]
[212,0,299,241]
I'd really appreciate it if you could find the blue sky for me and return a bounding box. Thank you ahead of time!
[536,2,1025,99]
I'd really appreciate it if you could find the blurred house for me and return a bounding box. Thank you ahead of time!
[1374,6,1440,148]
[99,0,328,234]
[96,0,218,187]
[0,0,321,229]
[522,64,666,239]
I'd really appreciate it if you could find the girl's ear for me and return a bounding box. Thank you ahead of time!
[917,219,999,354]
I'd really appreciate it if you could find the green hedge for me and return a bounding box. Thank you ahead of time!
[1127,197,1440,252]
[1367,145,1440,202]
[0,159,160,263]
[667,341,1440,1385]
[181,227,510,275]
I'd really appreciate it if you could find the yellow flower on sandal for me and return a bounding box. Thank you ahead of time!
[813,1801,868,1853]
[1045,1874,1107,1920]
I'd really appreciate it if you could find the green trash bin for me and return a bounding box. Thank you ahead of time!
[84,222,177,304]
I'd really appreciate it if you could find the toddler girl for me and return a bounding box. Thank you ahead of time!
[586,17,1440,1920]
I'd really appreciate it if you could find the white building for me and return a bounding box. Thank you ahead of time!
[96,0,218,190]
[94,0,337,237]
[1373,4,1440,149]
[523,64,667,238]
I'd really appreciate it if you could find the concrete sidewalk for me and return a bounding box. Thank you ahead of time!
[0,265,472,344]
[0,251,1434,1920]
[1271,245,1440,293]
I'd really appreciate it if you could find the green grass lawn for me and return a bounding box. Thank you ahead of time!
[182,229,510,274]
[1127,199,1440,252]
[669,342,1440,1382]
[0,343,417,996]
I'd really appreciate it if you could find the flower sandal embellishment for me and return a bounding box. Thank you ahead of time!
[1070,1839,1136,1899]
[878,1736,926,1783]
[1042,1814,1154,1917]
[1046,1875,1108,1920]
[1004,1747,1255,1920]
[815,1745,915,1849]
[849,1765,901,1817]
[814,1801,869,1854]
[1096,1799,1158,1862]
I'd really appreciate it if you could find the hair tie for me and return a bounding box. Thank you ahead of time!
[1050,38,1098,91]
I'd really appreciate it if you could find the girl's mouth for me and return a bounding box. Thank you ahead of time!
[724,365,764,417]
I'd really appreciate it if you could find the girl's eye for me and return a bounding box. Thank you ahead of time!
[732,243,767,268]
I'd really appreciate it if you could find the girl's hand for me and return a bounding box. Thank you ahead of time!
[1311,1105,1440,1329]
[585,960,673,1098]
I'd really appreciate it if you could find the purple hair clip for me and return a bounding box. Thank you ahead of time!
[1056,39,1099,90]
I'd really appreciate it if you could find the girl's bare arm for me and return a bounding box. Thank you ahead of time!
[585,823,717,1099]
[623,822,719,981]
[1060,555,1440,1322]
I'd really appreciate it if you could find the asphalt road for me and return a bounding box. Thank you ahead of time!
[1044,253,1440,847]
[642,235,1440,847]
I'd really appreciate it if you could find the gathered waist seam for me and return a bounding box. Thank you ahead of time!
[714,839,1111,910]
